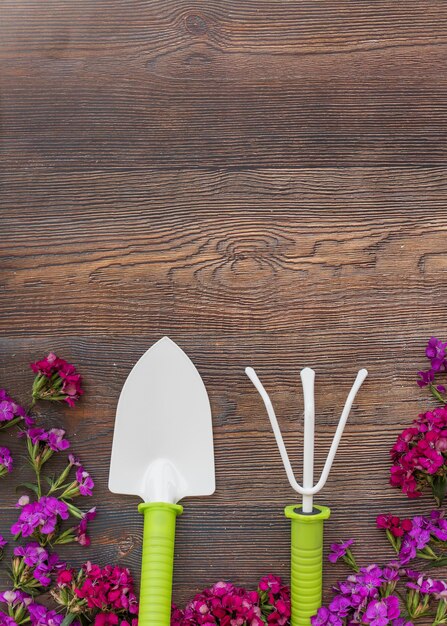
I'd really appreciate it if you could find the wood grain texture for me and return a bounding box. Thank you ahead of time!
[1,0,447,609]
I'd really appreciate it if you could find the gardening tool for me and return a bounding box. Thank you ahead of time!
[109,337,215,626]
[245,365,367,626]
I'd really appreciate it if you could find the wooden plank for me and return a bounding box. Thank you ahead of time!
[1,2,447,168]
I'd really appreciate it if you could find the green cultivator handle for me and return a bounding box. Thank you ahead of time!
[285,505,331,626]
[138,502,183,626]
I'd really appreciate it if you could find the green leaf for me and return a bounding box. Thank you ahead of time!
[431,475,447,507]
[426,557,447,569]
[16,483,39,495]
[64,501,83,519]
[61,614,77,626]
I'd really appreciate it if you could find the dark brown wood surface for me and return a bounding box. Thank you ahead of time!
[1,0,447,609]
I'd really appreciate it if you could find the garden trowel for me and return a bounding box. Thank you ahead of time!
[109,337,215,626]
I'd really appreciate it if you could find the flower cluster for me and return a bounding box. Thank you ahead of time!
[417,337,447,402]
[0,390,33,478]
[312,540,447,626]
[0,589,65,626]
[171,576,290,626]
[389,405,447,505]
[11,496,69,540]
[31,352,83,407]
[11,542,63,593]
[0,447,13,478]
[52,562,138,626]
[377,511,447,567]
[0,390,33,430]
[258,574,291,625]
[311,553,402,626]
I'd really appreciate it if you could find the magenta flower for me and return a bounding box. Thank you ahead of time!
[0,534,7,549]
[328,539,354,564]
[364,596,400,626]
[0,390,33,427]
[76,466,94,497]
[0,447,13,477]
[31,353,83,407]
[0,401,14,422]
[75,507,97,546]
[389,405,447,504]
[47,429,70,452]
[73,562,139,618]
[25,427,70,452]
[426,337,447,371]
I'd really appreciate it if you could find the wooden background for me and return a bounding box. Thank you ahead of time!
[1,0,447,610]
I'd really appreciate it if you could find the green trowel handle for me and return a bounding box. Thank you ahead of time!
[284,505,331,626]
[138,501,183,626]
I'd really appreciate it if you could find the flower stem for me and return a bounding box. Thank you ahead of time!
[429,384,447,405]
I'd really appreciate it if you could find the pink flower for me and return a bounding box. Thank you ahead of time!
[74,562,138,617]
[376,514,412,538]
[389,406,447,504]
[57,569,74,586]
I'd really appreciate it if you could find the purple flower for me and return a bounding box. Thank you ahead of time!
[408,517,431,549]
[417,369,435,387]
[382,565,400,583]
[428,509,447,541]
[25,428,70,452]
[26,428,47,445]
[0,401,14,422]
[364,596,400,626]
[399,536,417,565]
[0,612,18,626]
[13,542,61,586]
[425,337,447,371]
[311,607,342,626]
[0,590,31,607]
[11,497,69,537]
[47,429,70,452]
[328,539,354,564]
[28,602,63,626]
[328,595,351,617]
[359,564,383,589]
[406,574,445,596]
[0,447,13,475]
[0,390,32,426]
[76,466,94,497]
[0,535,7,549]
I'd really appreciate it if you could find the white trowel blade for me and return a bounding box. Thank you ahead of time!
[109,337,215,504]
